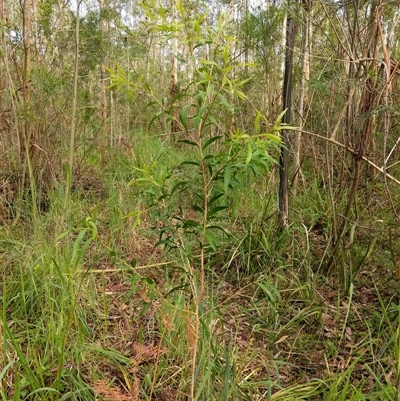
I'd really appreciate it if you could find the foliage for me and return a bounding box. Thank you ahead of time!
[239,5,284,68]
[2,0,400,399]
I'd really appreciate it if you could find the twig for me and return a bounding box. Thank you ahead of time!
[297,129,400,186]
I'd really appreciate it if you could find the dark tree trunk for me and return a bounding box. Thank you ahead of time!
[278,8,295,230]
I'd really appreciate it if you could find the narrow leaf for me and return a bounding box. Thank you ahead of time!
[208,205,228,218]
[254,111,261,134]
[182,219,199,228]
[245,142,252,167]
[179,103,191,132]
[275,109,287,126]
[155,239,177,248]
[180,160,201,167]
[202,135,223,150]
[200,59,219,67]
[208,192,224,207]
[205,231,217,252]
[224,163,232,195]
[207,225,231,237]
[170,181,188,196]
[192,205,204,213]
[194,105,207,126]
[149,111,164,129]
[178,139,199,147]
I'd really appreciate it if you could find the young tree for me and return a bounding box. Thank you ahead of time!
[278,0,295,230]
[293,0,312,190]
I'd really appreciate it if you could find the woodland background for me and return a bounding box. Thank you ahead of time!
[1,0,400,400]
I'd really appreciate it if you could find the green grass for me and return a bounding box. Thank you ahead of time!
[1,135,400,400]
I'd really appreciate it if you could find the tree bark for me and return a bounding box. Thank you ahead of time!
[99,0,108,136]
[170,0,179,140]
[278,4,295,230]
[63,0,80,213]
[22,0,32,161]
[293,0,312,190]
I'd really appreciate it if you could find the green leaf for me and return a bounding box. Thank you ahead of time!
[275,109,287,126]
[260,133,282,143]
[182,219,199,228]
[234,87,248,100]
[145,101,158,109]
[237,76,253,86]
[155,239,177,248]
[194,105,207,126]
[223,43,229,64]
[71,229,87,263]
[0,360,15,382]
[149,111,164,129]
[200,59,219,67]
[86,217,98,239]
[165,284,190,297]
[176,0,185,17]
[208,205,228,218]
[179,103,191,132]
[178,139,199,147]
[143,276,155,285]
[208,192,224,207]
[202,135,223,150]
[196,90,206,105]
[192,205,204,213]
[205,114,221,129]
[207,225,231,237]
[245,142,252,167]
[254,111,262,134]
[205,231,217,252]
[180,160,200,167]
[280,124,298,131]
[224,163,232,195]
[176,56,188,64]
[170,181,188,196]
[140,302,152,315]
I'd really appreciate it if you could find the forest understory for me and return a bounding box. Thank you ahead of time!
[2,0,400,399]
[1,133,400,401]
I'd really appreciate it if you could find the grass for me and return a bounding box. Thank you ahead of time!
[1,134,400,400]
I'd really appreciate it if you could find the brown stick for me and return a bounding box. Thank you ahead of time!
[297,129,400,186]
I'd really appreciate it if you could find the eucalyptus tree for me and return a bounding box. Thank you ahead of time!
[22,0,32,159]
[239,3,285,121]
[292,0,312,190]
[278,0,295,230]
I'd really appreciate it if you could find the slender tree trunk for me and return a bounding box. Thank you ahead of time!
[31,0,41,64]
[63,0,80,213]
[22,0,32,160]
[293,0,312,190]
[278,3,295,230]
[21,0,40,227]
[274,11,287,118]
[99,0,107,136]
[170,0,179,140]
[244,0,248,75]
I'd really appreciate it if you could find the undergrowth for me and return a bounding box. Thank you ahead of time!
[1,134,400,401]
[2,7,400,400]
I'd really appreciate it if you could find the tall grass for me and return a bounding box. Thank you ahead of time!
[1,135,400,400]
